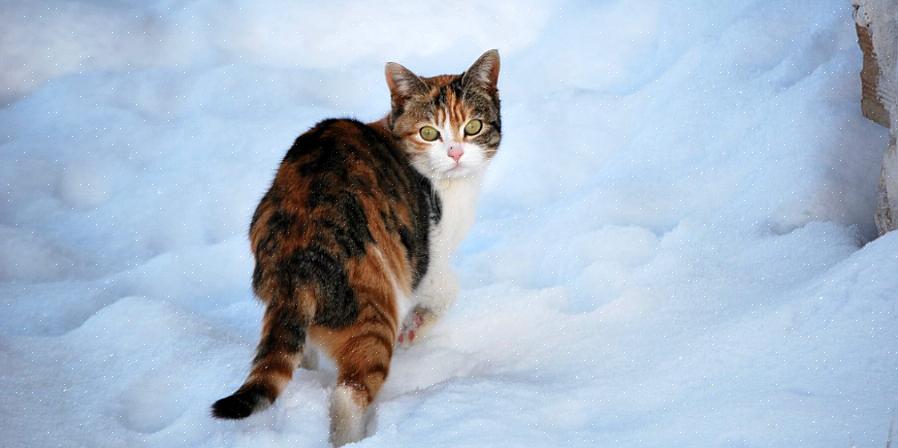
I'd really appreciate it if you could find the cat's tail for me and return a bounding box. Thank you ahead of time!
[211,299,309,419]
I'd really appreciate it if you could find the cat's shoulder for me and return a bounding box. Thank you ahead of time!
[299,118,387,145]
[309,117,371,134]
[284,118,391,163]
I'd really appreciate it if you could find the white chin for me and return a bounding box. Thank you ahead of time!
[441,164,478,179]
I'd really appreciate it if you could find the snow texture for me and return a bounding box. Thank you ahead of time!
[2,1,897,447]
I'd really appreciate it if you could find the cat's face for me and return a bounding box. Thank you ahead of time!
[385,50,501,180]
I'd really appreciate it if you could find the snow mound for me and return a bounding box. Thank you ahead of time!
[2,1,896,447]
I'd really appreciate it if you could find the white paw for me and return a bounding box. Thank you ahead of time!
[329,385,367,446]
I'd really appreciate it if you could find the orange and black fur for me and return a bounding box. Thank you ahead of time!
[212,50,501,445]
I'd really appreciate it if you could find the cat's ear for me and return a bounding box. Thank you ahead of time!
[385,62,427,106]
[462,49,500,89]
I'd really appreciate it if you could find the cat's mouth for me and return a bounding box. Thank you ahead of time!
[446,160,467,172]
[442,162,477,178]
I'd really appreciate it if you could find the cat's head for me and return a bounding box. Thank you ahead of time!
[385,50,501,180]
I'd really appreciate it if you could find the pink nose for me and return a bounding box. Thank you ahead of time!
[448,145,464,163]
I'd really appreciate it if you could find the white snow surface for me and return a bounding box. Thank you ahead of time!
[2,1,897,447]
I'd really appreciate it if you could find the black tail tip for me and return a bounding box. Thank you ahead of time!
[211,388,269,419]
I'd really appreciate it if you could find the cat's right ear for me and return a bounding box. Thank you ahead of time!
[385,62,427,108]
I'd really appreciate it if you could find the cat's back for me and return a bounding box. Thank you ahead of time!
[263,118,415,214]
[249,118,437,306]
[282,118,402,180]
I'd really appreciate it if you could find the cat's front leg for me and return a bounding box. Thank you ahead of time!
[398,263,458,347]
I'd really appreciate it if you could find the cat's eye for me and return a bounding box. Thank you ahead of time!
[464,119,483,136]
[419,126,440,142]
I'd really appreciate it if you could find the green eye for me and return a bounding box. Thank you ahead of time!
[419,126,440,141]
[464,119,483,136]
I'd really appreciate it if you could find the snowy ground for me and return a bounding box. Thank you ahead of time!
[2,1,897,447]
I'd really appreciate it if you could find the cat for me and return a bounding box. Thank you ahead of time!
[211,49,501,446]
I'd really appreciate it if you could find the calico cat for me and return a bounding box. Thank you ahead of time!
[211,50,501,445]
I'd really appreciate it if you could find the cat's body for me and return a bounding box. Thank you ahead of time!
[212,50,501,445]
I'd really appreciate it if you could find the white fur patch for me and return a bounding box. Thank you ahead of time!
[430,174,482,261]
[412,173,483,314]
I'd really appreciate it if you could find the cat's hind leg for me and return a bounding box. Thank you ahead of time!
[312,301,396,446]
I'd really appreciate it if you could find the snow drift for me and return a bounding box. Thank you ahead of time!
[1,0,896,447]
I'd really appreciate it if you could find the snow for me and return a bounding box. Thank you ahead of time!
[2,0,897,447]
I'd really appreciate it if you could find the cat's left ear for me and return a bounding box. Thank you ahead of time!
[385,62,427,107]
[462,49,500,89]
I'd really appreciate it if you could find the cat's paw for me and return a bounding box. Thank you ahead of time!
[397,311,423,347]
[397,308,434,348]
